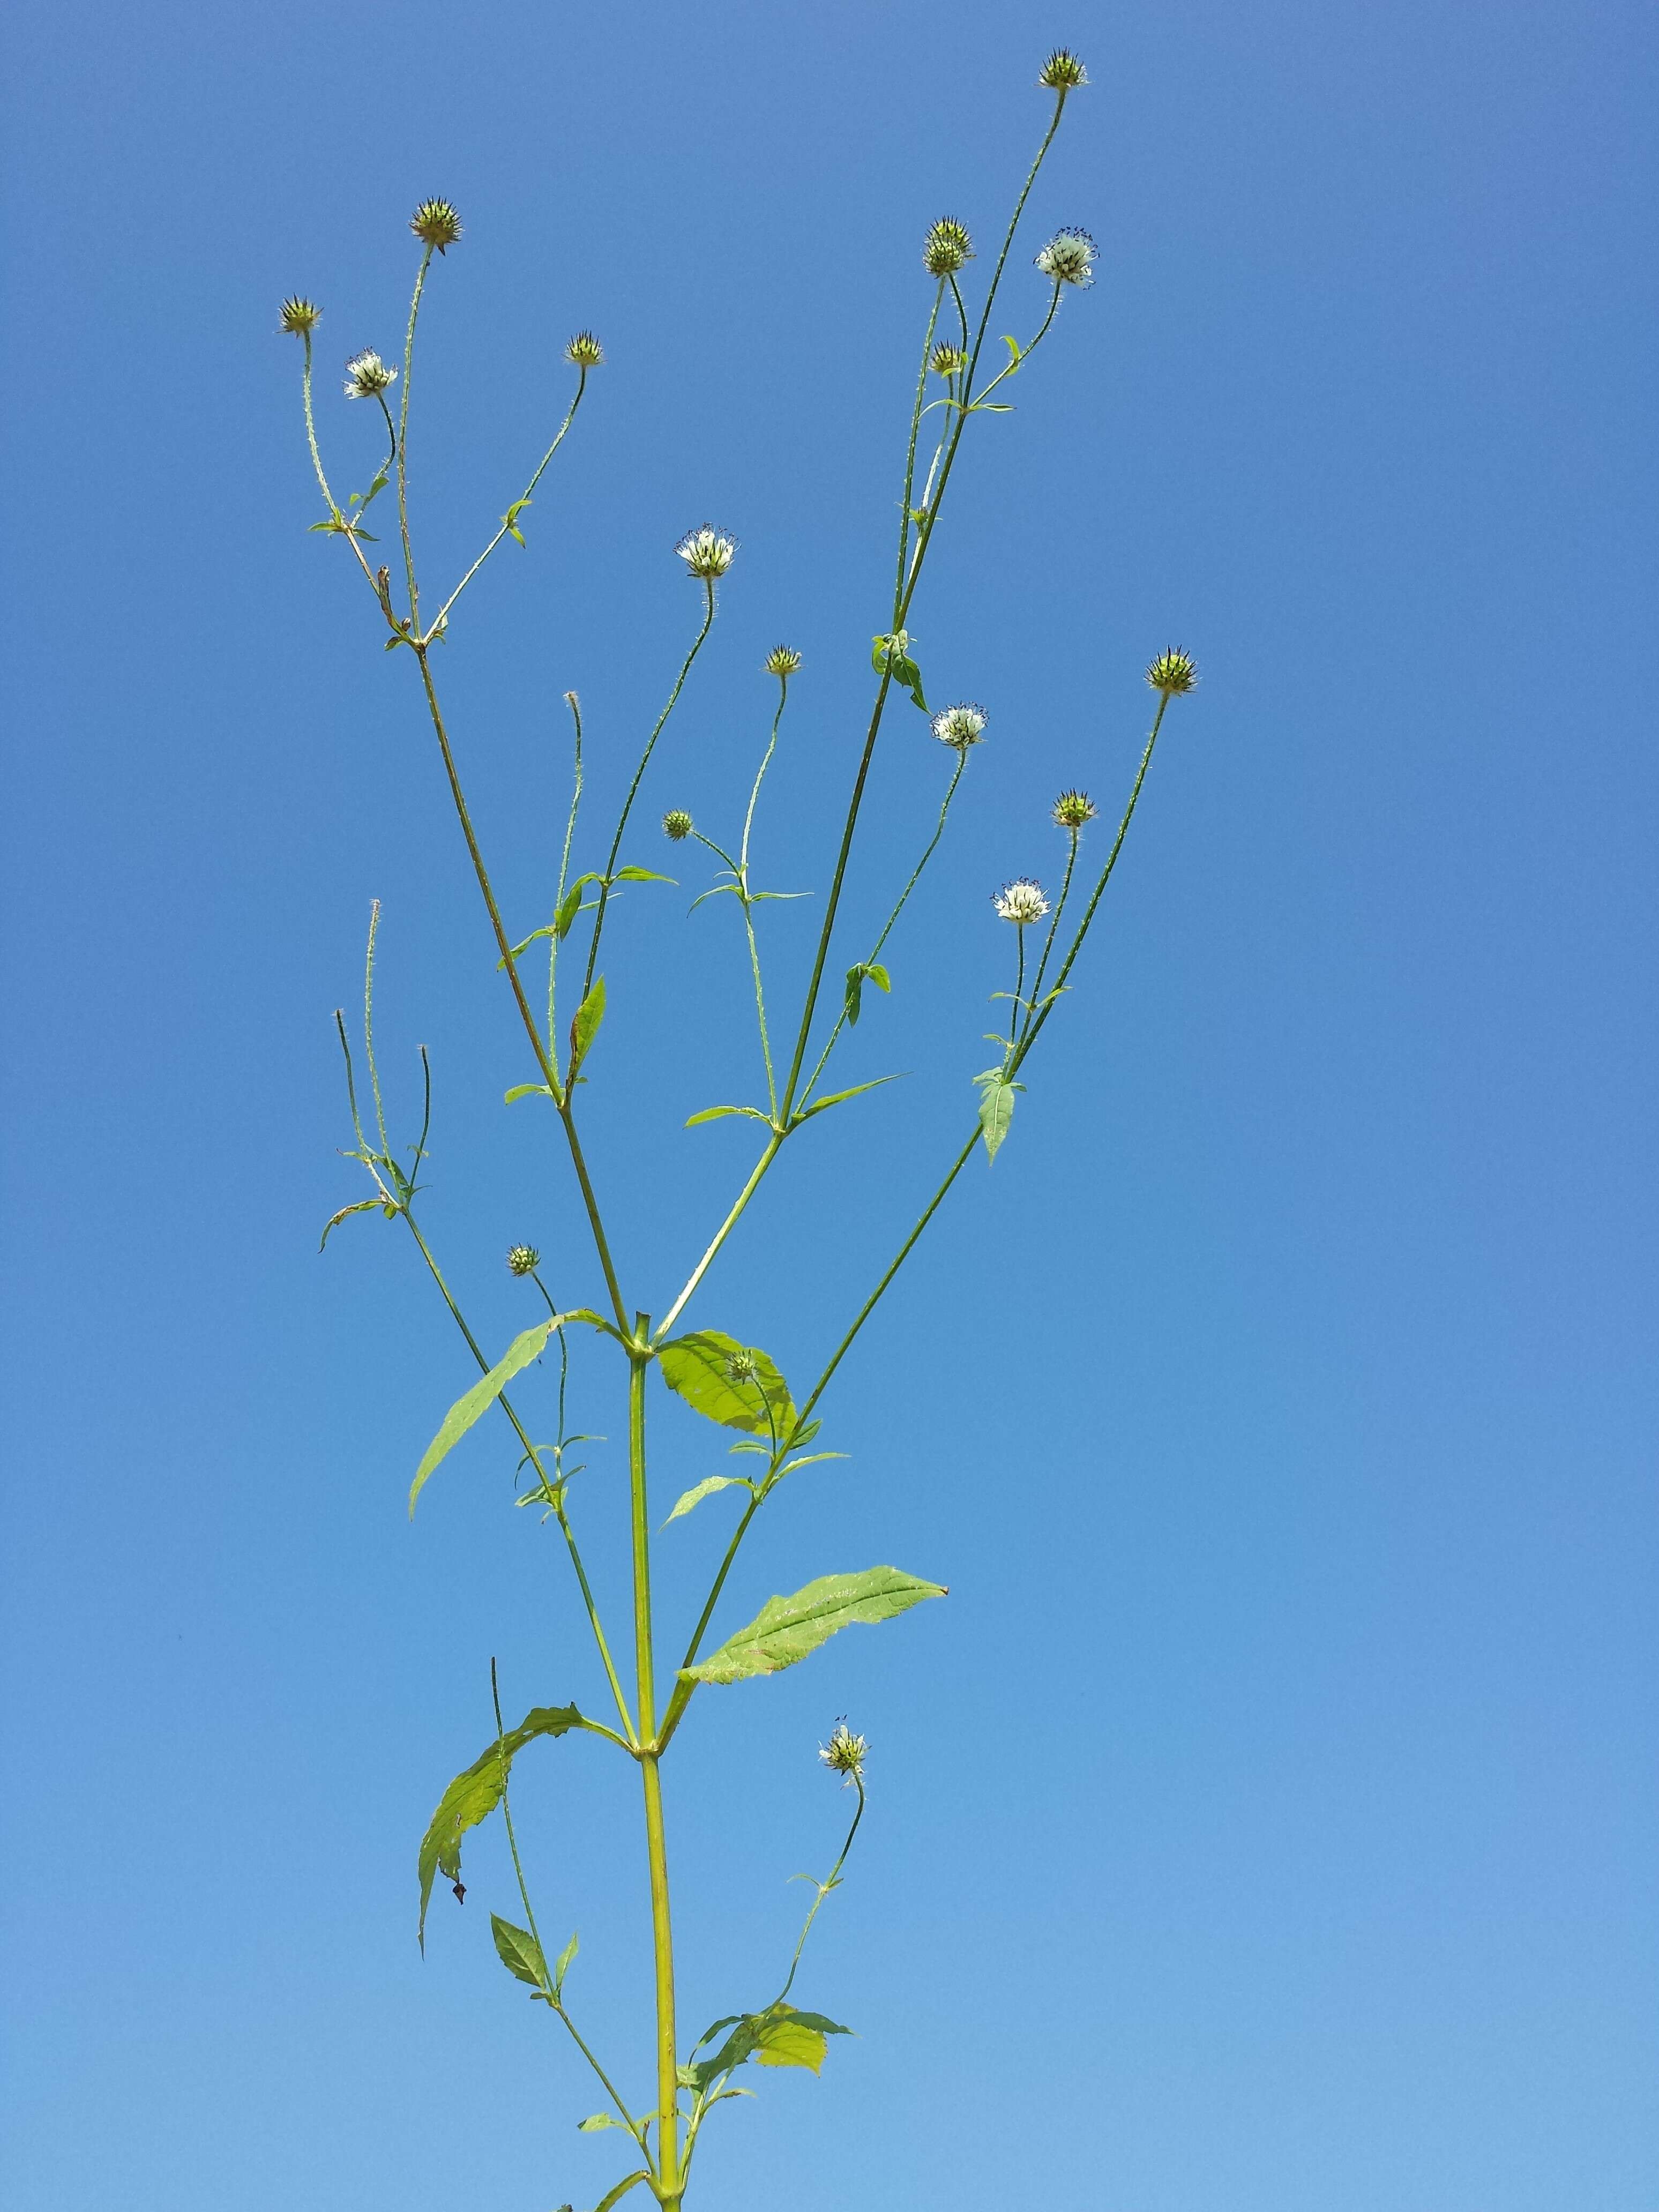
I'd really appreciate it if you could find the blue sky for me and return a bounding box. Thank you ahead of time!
[3,2,1655,2208]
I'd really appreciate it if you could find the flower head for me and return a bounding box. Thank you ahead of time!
[1035,229,1097,288]
[1038,48,1089,91]
[410,199,463,253]
[343,349,397,400]
[929,342,968,377]
[1052,788,1097,830]
[993,877,1050,925]
[724,1349,760,1386]
[819,1720,867,1786]
[675,525,737,580]
[565,330,604,368]
[662,809,694,842]
[765,645,802,678]
[506,1244,541,1276]
[280,296,321,338]
[931,702,988,749]
[1146,647,1198,697]
[922,218,974,278]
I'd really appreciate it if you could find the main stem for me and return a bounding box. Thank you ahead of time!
[629,1328,681,2205]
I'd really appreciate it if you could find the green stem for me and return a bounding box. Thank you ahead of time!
[1021,826,1079,1040]
[396,245,434,628]
[653,1133,783,1343]
[427,369,591,639]
[775,1774,865,2005]
[737,676,791,1117]
[548,692,585,1059]
[892,286,946,620]
[655,1489,764,1751]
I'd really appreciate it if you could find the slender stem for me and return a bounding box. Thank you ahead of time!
[581,584,717,1005]
[775,1775,865,2005]
[1021,827,1079,1039]
[653,1133,783,1343]
[299,333,340,516]
[736,676,791,1116]
[362,900,391,1157]
[427,369,591,639]
[655,1490,764,1751]
[549,692,585,1058]
[396,245,434,627]
[893,286,945,619]
[1010,925,1026,1045]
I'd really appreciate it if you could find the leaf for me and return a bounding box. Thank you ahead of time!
[553,1930,579,1996]
[684,1104,773,1129]
[842,959,893,1027]
[491,1913,548,1991]
[555,873,603,941]
[686,2003,853,2093]
[679,1565,946,1686]
[504,1082,558,1105]
[410,1320,557,1513]
[503,497,532,545]
[417,1702,583,1946]
[610,865,676,886]
[663,1474,752,1527]
[657,1331,796,1438]
[794,1073,905,1125]
[499,924,556,966]
[591,2175,652,2212]
[569,976,606,1071]
[578,2113,626,2133]
[972,1065,1022,1162]
[1000,333,1024,369]
[319,1196,384,1251]
[865,962,891,994]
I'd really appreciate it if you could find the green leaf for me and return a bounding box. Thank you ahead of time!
[503,497,532,546]
[865,962,891,994]
[609,865,676,886]
[578,2113,626,2133]
[686,2003,853,2093]
[794,1073,905,1125]
[1000,333,1024,369]
[591,2175,652,2212]
[319,1197,384,1251]
[842,960,891,1026]
[491,1913,548,1990]
[972,1065,1022,1162]
[555,873,603,941]
[499,924,556,966]
[663,1474,753,1527]
[411,1320,559,1513]
[504,1082,558,1105]
[679,1565,946,1686]
[417,1702,583,1946]
[553,1930,579,1996]
[569,976,606,1071]
[684,1104,773,1129]
[657,1331,796,1438]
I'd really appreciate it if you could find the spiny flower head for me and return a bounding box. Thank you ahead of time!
[410,199,463,253]
[1146,647,1198,697]
[662,809,694,842]
[993,877,1050,924]
[1053,788,1098,830]
[675,525,737,580]
[343,349,397,399]
[1038,48,1089,91]
[1035,229,1097,288]
[923,218,974,278]
[724,1349,760,1386]
[280,296,321,338]
[765,645,802,677]
[819,1720,868,1785]
[931,702,987,748]
[506,1244,541,1276]
[929,342,968,377]
[565,331,604,368]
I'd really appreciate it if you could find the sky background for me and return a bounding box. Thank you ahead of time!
[3,2,1655,2208]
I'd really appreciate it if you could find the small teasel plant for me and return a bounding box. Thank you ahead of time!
[290,48,1199,2212]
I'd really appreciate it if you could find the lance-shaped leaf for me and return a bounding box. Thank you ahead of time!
[663,1474,753,1527]
[657,1330,796,1438]
[679,1566,945,1686]
[973,1065,1022,1162]
[569,976,606,1072]
[591,2176,652,2212]
[491,1913,549,1991]
[417,1702,582,1946]
[793,1072,904,1126]
[410,1321,555,1512]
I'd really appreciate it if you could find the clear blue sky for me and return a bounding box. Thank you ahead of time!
[3,2,1654,2208]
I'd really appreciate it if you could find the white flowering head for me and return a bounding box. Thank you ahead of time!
[675,526,737,580]
[343,349,397,400]
[993,877,1050,925]
[819,1720,867,1786]
[931,702,987,749]
[1035,229,1097,288]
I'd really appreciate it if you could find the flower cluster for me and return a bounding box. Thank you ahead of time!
[675,526,737,580]
[922,218,974,277]
[280,296,321,338]
[1146,648,1198,696]
[931,702,988,749]
[506,1244,540,1276]
[1052,789,1097,830]
[993,878,1050,925]
[724,1349,760,1386]
[1035,229,1097,288]
[410,199,463,253]
[565,331,604,368]
[662,810,694,842]
[343,349,397,400]
[765,645,802,677]
[1038,48,1089,91]
[819,1721,868,1785]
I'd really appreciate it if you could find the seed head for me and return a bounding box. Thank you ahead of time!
[993,877,1050,925]
[931,702,987,749]
[280,296,322,338]
[922,219,975,278]
[410,199,463,253]
[506,1244,541,1276]
[819,1720,868,1786]
[662,809,694,842]
[724,1349,760,1386]
[343,349,397,400]
[1038,48,1089,91]
[1052,788,1097,830]
[1035,229,1097,288]
[765,645,802,678]
[565,331,604,368]
[675,526,737,580]
[1146,647,1198,697]
[929,342,968,377]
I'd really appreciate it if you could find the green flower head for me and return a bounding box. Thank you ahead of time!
[280,296,321,337]
[819,1720,868,1785]
[1038,48,1089,92]
[506,1244,541,1276]
[410,199,463,253]
[923,218,974,278]
[1146,647,1198,697]
[765,645,802,677]
[662,809,694,842]
[1052,789,1097,830]
[565,331,604,368]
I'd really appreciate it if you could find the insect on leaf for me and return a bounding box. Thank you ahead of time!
[417,1702,583,1946]
[679,1565,945,1686]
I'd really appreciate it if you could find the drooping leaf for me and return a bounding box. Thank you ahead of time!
[319,1197,385,1251]
[663,1474,753,1527]
[417,1702,583,1946]
[972,1065,1022,1162]
[569,976,606,1070]
[491,1913,548,1990]
[679,1566,945,1686]
[410,1321,557,1513]
[794,1073,905,1125]
[591,2174,652,2212]
[656,1331,795,1438]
